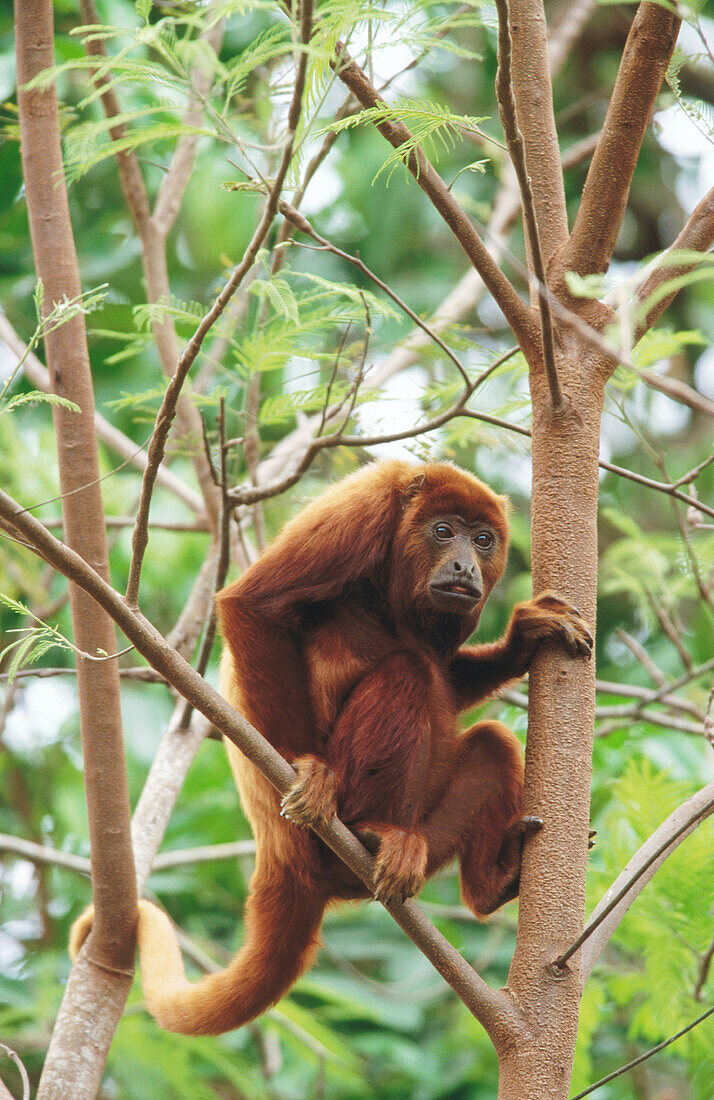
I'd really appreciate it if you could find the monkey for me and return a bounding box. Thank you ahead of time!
[70,459,592,1035]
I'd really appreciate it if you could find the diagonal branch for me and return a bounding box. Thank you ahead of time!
[634,185,714,337]
[562,1,681,277]
[0,485,522,1047]
[494,0,561,405]
[559,782,714,980]
[331,44,538,356]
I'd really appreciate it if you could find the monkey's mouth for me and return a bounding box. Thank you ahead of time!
[429,582,482,610]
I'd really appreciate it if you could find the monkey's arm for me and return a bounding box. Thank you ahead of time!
[449,592,593,711]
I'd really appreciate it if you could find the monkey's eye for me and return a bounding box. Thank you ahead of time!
[473,532,494,550]
[433,523,454,540]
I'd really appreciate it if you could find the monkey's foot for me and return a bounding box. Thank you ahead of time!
[370,826,428,905]
[280,756,340,828]
[512,591,594,659]
[69,904,95,960]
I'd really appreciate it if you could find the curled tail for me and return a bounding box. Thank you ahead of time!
[138,865,326,1035]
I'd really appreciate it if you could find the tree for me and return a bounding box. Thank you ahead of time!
[1,0,713,1097]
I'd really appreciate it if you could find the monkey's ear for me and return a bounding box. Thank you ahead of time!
[400,472,431,509]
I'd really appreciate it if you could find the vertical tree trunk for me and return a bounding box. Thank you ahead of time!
[15,2,137,1096]
[498,335,609,1097]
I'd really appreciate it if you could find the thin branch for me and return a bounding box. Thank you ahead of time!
[616,628,668,686]
[0,486,521,1044]
[546,0,597,75]
[635,186,714,336]
[695,935,714,1001]
[124,1,314,608]
[151,20,225,237]
[0,313,206,517]
[562,1,681,276]
[556,782,714,979]
[595,710,707,739]
[0,1044,30,1100]
[78,0,223,528]
[42,515,210,533]
[0,834,91,875]
[569,1004,714,1100]
[598,459,714,521]
[228,348,521,507]
[0,833,256,876]
[638,368,714,420]
[331,43,538,355]
[279,199,471,386]
[494,0,561,404]
[0,666,165,683]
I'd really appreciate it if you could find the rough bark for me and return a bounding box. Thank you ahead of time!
[15,2,137,1096]
[498,336,607,1097]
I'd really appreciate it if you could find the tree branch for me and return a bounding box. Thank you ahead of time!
[0,313,207,517]
[495,0,561,403]
[0,486,522,1046]
[331,43,538,355]
[16,3,137,1093]
[506,0,569,260]
[570,1004,714,1100]
[124,1,314,608]
[558,782,714,980]
[635,186,714,337]
[78,0,223,527]
[562,1,681,276]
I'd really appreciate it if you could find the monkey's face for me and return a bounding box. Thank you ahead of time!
[425,515,497,616]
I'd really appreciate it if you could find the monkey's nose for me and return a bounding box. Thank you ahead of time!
[453,560,475,576]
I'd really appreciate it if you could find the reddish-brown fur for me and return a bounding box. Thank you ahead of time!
[70,459,592,1035]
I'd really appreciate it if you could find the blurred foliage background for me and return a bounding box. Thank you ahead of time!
[0,1,713,1097]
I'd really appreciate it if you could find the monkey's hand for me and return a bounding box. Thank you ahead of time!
[357,824,428,904]
[507,591,593,667]
[280,755,340,828]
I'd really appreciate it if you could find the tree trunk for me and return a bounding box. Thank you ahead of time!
[15,2,137,1095]
[498,333,609,1098]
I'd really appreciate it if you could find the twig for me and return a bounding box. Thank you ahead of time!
[0,832,256,875]
[331,42,537,356]
[0,313,206,517]
[569,1004,714,1100]
[0,1043,30,1100]
[616,629,668,686]
[228,347,521,507]
[177,398,232,729]
[567,782,714,979]
[124,0,314,608]
[0,665,165,683]
[494,0,561,406]
[695,934,714,1001]
[42,515,211,533]
[279,199,472,387]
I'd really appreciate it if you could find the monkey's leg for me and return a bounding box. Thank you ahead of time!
[418,720,527,918]
[280,651,434,903]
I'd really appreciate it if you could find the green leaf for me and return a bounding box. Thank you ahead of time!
[0,391,81,416]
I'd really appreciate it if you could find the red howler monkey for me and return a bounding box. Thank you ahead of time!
[70,459,592,1035]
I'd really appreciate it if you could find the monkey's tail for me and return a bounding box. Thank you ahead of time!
[137,865,327,1035]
